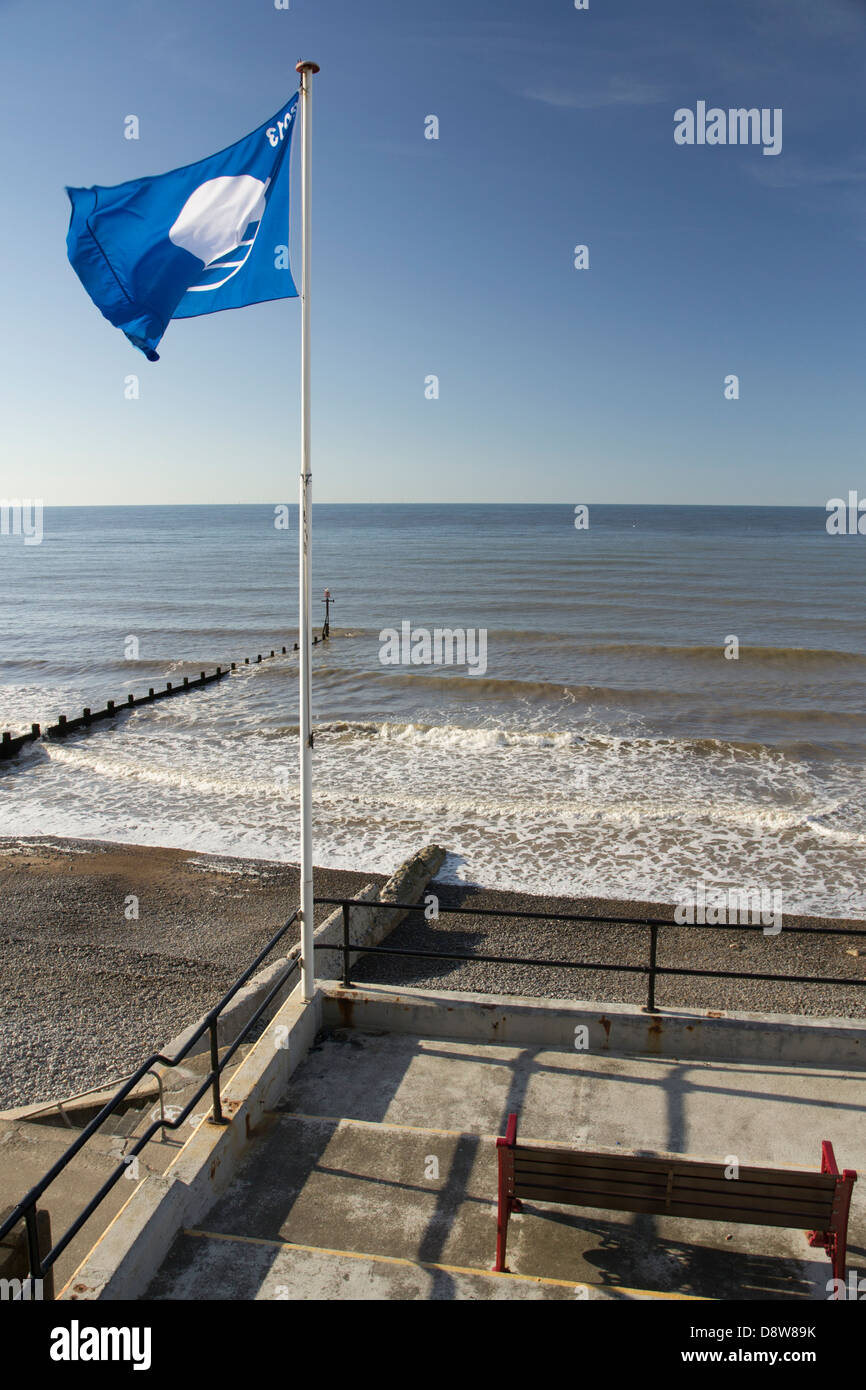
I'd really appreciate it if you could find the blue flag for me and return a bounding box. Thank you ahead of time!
[66,94,299,360]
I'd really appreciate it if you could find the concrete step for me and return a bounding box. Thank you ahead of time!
[0,1118,178,1295]
[149,1228,581,1300]
[144,1111,822,1300]
[0,1045,257,1294]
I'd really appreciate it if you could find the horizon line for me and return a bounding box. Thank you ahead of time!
[26,500,835,510]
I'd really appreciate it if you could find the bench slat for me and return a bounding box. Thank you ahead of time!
[512,1147,837,1190]
[512,1184,834,1229]
[514,1178,834,1223]
[512,1169,833,1216]
[512,1164,834,1211]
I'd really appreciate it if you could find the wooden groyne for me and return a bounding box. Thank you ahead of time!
[0,635,326,763]
[44,666,230,740]
[1,725,42,760]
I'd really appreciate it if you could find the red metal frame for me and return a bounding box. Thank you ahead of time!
[807,1140,857,1298]
[494,1112,519,1272]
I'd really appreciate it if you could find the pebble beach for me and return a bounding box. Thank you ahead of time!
[1,836,863,1111]
[0,838,384,1110]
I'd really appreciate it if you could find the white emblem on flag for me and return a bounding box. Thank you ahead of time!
[169,175,270,291]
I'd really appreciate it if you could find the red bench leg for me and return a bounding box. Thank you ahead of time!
[806,1141,857,1298]
[494,1113,518,1272]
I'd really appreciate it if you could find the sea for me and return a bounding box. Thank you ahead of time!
[2,503,866,917]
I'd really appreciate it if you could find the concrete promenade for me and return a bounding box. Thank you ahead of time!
[136,1002,864,1301]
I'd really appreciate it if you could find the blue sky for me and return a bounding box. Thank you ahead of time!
[1,0,864,505]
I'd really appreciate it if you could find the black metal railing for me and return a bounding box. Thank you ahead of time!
[316,898,866,1015]
[0,910,301,1298]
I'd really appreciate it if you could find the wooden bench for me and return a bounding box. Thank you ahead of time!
[494,1114,857,1295]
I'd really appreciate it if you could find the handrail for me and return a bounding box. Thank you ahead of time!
[0,909,301,1294]
[315,897,866,1015]
[316,897,866,934]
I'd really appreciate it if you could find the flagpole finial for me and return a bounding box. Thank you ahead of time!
[296,60,320,74]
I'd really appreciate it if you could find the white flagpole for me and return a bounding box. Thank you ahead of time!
[296,59,319,1001]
